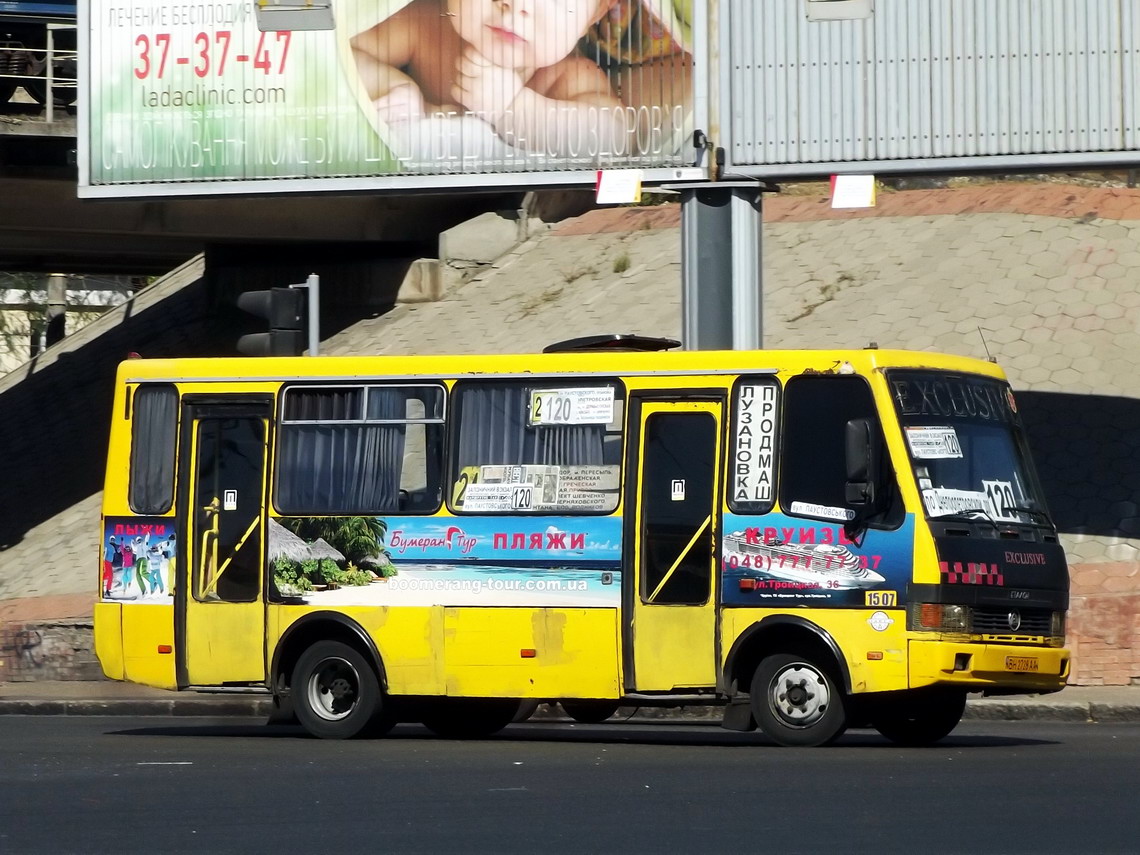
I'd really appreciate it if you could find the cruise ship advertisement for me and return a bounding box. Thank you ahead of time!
[721,512,915,607]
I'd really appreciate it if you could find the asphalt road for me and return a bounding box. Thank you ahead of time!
[0,717,1137,854]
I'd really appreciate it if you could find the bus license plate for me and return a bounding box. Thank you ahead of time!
[1005,656,1039,672]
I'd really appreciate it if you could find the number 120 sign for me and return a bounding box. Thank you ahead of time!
[529,388,615,426]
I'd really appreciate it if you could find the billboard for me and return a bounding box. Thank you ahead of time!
[80,0,702,197]
[723,0,1140,177]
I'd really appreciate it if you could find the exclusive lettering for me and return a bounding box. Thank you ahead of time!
[892,380,915,415]
[1004,551,1048,565]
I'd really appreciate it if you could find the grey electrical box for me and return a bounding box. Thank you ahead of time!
[806,0,873,21]
[255,1,336,32]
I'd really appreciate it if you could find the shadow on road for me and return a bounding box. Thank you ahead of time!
[104,720,1059,749]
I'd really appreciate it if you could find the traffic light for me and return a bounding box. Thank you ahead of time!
[236,287,306,356]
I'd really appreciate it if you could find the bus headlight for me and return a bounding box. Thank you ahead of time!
[909,603,970,632]
[1051,611,1066,638]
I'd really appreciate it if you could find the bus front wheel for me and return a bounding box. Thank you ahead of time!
[292,640,391,739]
[751,653,847,747]
[870,688,966,746]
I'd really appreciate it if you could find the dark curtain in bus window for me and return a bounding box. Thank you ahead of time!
[129,385,178,515]
[641,413,714,605]
[779,376,876,513]
[277,389,406,514]
[455,385,607,468]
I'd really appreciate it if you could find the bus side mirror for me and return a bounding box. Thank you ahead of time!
[845,417,882,510]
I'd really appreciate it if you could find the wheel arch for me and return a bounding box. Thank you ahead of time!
[271,611,387,696]
[723,615,852,697]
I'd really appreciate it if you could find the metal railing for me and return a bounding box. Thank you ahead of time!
[0,22,77,123]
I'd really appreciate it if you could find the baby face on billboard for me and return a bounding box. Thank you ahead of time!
[350,0,681,160]
[447,0,610,72]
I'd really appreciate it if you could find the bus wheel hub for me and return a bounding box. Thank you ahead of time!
[770,664,830,726]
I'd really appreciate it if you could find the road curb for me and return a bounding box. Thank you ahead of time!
[963,702,1091,723]
[0,697,1137,723]
[964,701,1140,724]
[0,698,274,717]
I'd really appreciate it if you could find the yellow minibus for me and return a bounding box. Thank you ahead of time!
[94,338,1069,745]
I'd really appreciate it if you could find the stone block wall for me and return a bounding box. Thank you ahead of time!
[0,621,100,682]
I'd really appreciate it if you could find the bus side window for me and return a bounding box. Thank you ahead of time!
[275,384,445,515]
[128,384,179,514]
[779,375,902,528]
[450,381,623,514]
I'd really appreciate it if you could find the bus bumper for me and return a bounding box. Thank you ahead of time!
[909,640,1070,692]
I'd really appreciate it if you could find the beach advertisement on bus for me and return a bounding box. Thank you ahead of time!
[83,0,697,193]
[269,515,622,607]
[720,512,916,608]
[101,515,621,608]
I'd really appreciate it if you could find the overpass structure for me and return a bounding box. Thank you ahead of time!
[0,112,522,273]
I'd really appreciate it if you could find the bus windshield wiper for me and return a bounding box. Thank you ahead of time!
[1009,505,1052,526]
[929,507,1000,531]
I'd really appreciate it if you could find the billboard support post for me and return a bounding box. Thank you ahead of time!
[302,273,320,357]
[666,181,764,351]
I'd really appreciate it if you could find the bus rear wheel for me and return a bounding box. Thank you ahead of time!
[751,653,847,747]
[871,688,966,746]
[421,698,520,739]
[292,641,391,739]
[561,700,621,723]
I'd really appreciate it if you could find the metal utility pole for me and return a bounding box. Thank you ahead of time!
[667,181,765,351]
[44,273,67,347]
[303,273,320,356]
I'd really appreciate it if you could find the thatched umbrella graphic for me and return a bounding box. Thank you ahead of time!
[308,538,346,563]
[268,519,313,563]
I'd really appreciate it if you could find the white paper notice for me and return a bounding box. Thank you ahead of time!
[906,426,963,459]
[596,170,643,205]
[831,174,877,209]
[922,488,987,517]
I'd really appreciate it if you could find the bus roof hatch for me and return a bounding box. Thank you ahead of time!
[542,334,682,353]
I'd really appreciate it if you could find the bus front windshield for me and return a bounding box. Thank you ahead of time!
[888,370,1049,527]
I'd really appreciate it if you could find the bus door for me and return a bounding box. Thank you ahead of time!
[177,400,271,687]
[624,398,722,691]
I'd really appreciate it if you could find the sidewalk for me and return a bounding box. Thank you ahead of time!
[1,681,1138,723]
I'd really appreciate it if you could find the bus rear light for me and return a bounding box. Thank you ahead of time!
[520,649,537,658]
[739,579,756,591]
[157,644,172,654]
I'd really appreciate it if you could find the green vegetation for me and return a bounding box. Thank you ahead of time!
[284,516,388,565]
[273,517,398,594]
[272,559,314,594]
